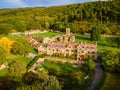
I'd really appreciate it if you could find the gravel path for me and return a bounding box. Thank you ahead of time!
[87,62,103,90]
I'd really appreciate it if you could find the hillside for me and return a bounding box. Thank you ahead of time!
[0,0,120,34]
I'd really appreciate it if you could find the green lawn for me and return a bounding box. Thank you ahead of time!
[42,60,80,73]
[75,34,118,52]
[32,32,60,38]
[101,73,120,90]
[6,54,33,65]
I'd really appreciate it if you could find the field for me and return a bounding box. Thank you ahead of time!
[32,32,61,38]
[101,73,120,90]
[75,34,117,52]
[41,60,80,73]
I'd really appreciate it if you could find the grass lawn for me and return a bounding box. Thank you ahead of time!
[32,32,60,38]
[101,73,120,90]
[6,54,33,65]
[9,35,25,39]
[42,60,80,73]
[75,34,118,52]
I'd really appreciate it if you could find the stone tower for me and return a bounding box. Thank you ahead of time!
[66,28,70,36]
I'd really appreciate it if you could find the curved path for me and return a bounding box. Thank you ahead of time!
[87,62,103,90]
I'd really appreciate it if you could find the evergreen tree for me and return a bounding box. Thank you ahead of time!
[90,26,101,41]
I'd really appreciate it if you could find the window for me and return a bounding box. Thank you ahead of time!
[82,46,84,48]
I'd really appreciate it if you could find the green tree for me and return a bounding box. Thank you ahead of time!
[0,23,14,34]
[82,58,95,73]
[0,46,6,65]
[22,71,40,84]
[14,21,27,32]
[90,26,101,41]
[8,61,26,80]
[102,48,120,72]
[41,76,61,90]
[11,38,30,56]
[70,72,86,90]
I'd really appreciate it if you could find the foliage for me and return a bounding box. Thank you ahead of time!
[102,48,120,72]
[91,26,101,41]
[42,60,89,90]
[0,46,6,65]
[22,71,40,85]
[82,58,95,73]
[11,38,30,56]
[0,0,120,34]
[41,76,61,90]
[8,61,26,80]
[117,33,120,48]
[100,73,120,90]
[0,37,14,53]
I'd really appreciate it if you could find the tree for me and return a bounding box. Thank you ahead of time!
[82,58,95,73]
[11,38,30,56]
[14,21,27,32]
[8,61,26,80]
[0,46,6,65]
[0,23,14,34]
[70,72,86,90]
[0,37,14,53]
[90,26,101,41]
[41,76,61,90]
[102,48,120,72]
[22,71,40,84]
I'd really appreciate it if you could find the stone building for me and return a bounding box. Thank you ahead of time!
[59,28,75,43]
[38,42,97,60]
[27,37,40,49]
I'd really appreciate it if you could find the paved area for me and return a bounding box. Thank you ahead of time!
[0,64,6,70]
[45,56,85,65]
[87,62,103,90]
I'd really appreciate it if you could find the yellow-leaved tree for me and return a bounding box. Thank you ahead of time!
[0,37,14,53]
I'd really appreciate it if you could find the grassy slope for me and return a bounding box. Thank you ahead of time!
[101,73,120,90]
[6,54,32,65]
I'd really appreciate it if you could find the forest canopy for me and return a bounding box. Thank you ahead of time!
[0,0,120,34]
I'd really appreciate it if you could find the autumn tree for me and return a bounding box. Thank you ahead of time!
[0,37,14,53]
